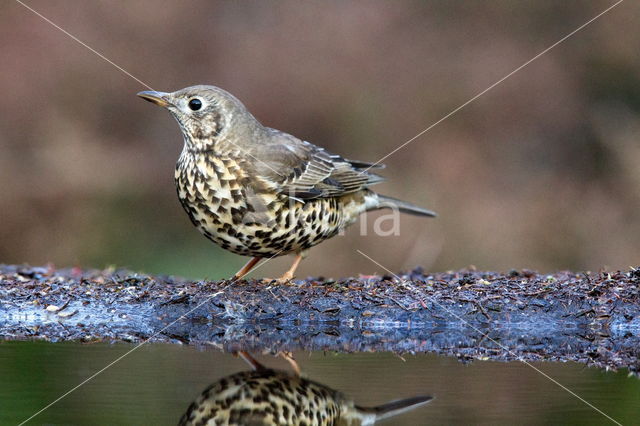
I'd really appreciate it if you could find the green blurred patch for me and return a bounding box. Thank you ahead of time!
[80,191,239,279]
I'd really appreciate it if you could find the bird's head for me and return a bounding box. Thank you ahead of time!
[137,85,258,152]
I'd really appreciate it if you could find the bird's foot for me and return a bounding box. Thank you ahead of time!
[260,269,297,285]
[261,275,295,285]
[261,254,301,284]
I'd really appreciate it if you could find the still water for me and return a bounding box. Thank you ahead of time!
[0,341,638,425]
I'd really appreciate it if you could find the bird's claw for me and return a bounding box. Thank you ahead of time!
[261,276,295,285]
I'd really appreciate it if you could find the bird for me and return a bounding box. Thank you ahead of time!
[178,351,432,425]
[138,85,435,282]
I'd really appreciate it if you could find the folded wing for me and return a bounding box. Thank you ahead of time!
[251,129,385,200]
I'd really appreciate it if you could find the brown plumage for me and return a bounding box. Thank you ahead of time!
[138,86,435,281]
[178,353,432,426]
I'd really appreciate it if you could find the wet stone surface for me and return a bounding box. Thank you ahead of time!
[1,264,639,374]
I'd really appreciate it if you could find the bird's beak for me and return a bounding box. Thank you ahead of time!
[137,91,172,107]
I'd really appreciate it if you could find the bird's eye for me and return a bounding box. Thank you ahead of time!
[188,98,203,111]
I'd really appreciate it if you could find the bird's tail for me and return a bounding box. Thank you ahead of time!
[356,395,433,423]
[373,194,437,217]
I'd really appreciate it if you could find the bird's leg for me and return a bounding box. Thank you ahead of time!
[236,350,300,376]
[236,351,267,371]
[261,252,306,284]
[277,351,301,376]
[232,257,262,281]
[279,253,303,282]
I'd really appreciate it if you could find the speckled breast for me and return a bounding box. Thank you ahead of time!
[174,150,365,257]
[179,369,346,425]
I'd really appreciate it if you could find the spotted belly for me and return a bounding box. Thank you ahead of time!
[175,152,368,257]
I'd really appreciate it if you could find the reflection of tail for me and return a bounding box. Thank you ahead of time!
[357,395,434,422]
[373,194,437,217]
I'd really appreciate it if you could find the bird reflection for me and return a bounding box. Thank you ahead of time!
[179,352,432,426]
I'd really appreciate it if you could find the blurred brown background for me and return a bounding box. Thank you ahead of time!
[1,0,638,279]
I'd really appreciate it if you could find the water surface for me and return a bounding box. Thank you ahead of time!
[1,342,638,425]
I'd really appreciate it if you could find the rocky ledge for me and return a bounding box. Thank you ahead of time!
[1,264,639,374]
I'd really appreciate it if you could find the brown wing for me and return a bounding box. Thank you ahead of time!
[250,129,385,200]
